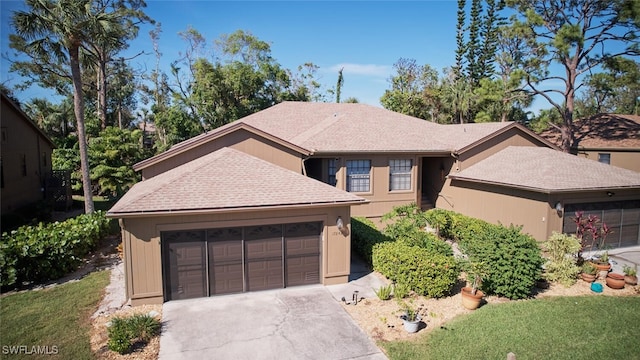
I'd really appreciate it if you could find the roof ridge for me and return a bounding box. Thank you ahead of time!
[290,112,344,145]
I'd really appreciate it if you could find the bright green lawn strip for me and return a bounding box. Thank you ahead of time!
[382,295,640,360]
[0,270,109,360]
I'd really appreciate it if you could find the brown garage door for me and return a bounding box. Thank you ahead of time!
[162,222,321,301]
[163,230,207,301]
[563,200,640,248]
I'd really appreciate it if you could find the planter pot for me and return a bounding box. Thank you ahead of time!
[624,275,638,286]
[591,261,611,272]
[402,318,421,333]
[581,273,597,283]
[606,273,625,289]
[461,287,484,310]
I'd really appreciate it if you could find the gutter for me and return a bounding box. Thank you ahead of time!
[107,199,370,219]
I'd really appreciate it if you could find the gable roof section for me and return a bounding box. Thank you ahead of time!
[109,147,366,217]
[454,122,559,154]
[539,114,640,150]
[133,102,555,171]
[1,93,56,149]
[449,146,640,193]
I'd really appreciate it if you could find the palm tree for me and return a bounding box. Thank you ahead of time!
[12,0,122,213]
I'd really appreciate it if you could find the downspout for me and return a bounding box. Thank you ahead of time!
[301,155,310,177]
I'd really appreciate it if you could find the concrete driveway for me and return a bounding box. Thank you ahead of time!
[158,285,387,360]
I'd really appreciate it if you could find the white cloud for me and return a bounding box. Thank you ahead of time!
[327,63,392,78]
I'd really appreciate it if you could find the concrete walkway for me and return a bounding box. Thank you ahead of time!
[159,285,387,360]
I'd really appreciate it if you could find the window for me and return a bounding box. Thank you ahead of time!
[328,159,337,187]
[346,160,371,192]
[598,153,611,165]
[389,159,412,191]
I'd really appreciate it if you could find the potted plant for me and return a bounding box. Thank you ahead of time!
[581,262,597,283]
[461,261,487,310]
[590,251,611,275]
[398,301,422,333]
[623,265,638,286]
[606,272,625,289]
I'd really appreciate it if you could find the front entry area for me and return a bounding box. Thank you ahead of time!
[161,222,322,301]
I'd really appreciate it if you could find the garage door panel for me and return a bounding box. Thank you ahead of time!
[286,256,320,286]
[246,259,283,291]
[246,238,282,259]
[210,263,244,295]
[163,231,206,301]
[286,236,320,257]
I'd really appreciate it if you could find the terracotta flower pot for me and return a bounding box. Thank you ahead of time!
[581,273,596,283]
[606,273,625,289]
[461,287,484,310]
[591,261,611,272]
[624,275,638,286]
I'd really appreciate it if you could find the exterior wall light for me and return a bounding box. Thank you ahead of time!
[555,202,563,216]
[607,191,615,197]
[336,216,344,231]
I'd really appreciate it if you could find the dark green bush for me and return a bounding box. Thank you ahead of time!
[107,314,161,354]
[0,211,112,288]
[351,217,392,265]
[432,210,544,300]
[372,241,459,298]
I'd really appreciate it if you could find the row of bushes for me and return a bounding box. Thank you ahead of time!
[352,205,543,300]
[425,209,544,300]
[0,211,112,288]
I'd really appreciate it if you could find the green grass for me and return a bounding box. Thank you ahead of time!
[0,270,110,360]
[72,195,116,212]
[382,295,640,360]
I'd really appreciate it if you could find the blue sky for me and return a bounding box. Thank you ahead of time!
[2,1,461,108]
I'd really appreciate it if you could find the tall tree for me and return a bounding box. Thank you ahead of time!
[506,0,640,152]
[577,57,640,116]
[11,0,126,213]
[336,67,344,103]
[380,58,441,121]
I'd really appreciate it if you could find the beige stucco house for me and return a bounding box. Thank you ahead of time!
[1,93,55,214]
[108,102,640,304]
[539,114,640,172]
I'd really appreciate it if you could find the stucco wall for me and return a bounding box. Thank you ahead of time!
[117,205,352,305]
[141,129,303,179]
[1,98,53,213]
[331,154,419,220]
[578,150,640,173]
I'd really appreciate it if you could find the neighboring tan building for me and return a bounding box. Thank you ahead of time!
[539,114,640,172]
[108,102,640,304]
[1,93,55,214]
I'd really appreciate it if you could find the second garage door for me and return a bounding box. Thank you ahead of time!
[162,221,322,301]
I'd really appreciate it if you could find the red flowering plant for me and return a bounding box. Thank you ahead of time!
[572,211,612,263]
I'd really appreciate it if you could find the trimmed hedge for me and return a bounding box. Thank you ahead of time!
[425,209,544,300]
[351,217,392,265]
[372,241,459,298]
[0,211,111,288]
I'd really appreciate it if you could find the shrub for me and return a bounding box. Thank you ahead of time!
[107,314,161,354]
[372,241,459,298]
[0,211,112,288]
[459,222,543,300]
[351,217,391,265]
[429,209,544,300]
[382,204,453,257]
[541,232,581,287]
[374,284,393,300]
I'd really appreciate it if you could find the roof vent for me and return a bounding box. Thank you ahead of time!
[333,113,338,117]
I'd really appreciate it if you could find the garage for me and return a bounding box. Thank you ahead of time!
[162,221,322,301]
[562,200,640,248]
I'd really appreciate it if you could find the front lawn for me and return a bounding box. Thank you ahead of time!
[0,270,109,359]
[382,295,640,360]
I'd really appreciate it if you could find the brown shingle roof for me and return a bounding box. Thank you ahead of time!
[109,147,366,216]
[539,114,640,149]
[135,102,544,170]
[449,146,640,193]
